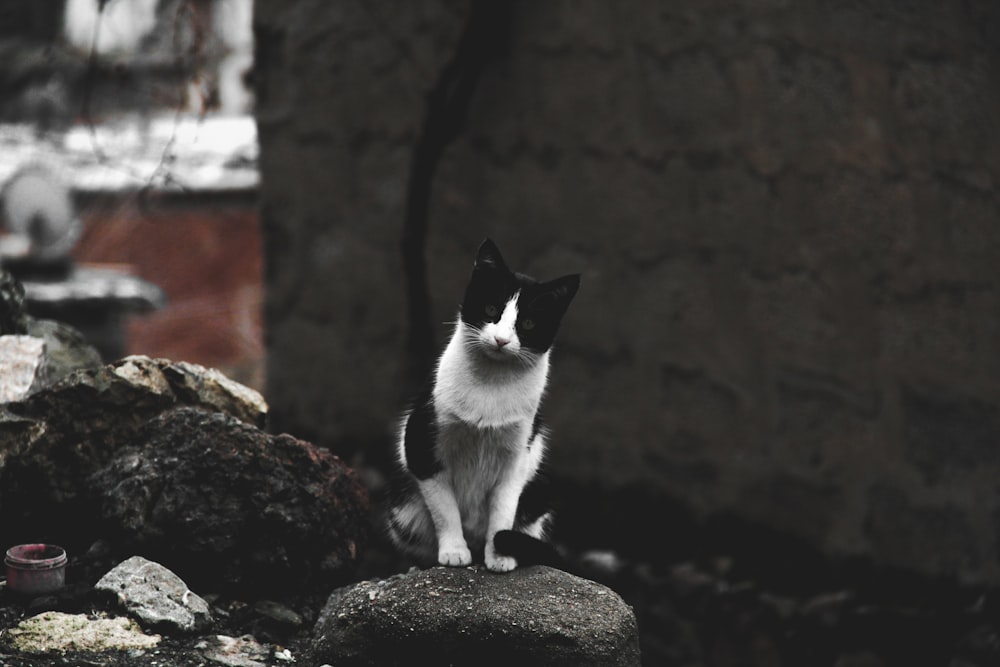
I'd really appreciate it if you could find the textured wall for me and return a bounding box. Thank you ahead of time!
[255,1,464,448]
[255,1,1000,583]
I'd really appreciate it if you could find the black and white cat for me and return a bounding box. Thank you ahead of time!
[387,238,579,572]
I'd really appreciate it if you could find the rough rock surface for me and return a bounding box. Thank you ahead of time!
[309,566,641,666]
[0,335,46,402]
[0,270,102,388]
[23,317,102,384]
[92,408,368,593]
[0,355,268,545]
[95,556,213,634]
[1,611,161,654]
[0,270,31,335]
[197,634,272,667]
[0,354,367,593]
[0,327,97,401]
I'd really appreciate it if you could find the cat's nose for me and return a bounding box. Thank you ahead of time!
[494,336,510,348]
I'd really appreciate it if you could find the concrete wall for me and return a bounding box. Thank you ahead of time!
[255,1,1000,583]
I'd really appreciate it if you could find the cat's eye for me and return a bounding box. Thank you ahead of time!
[485,305,499,318]
[522,319,535,331]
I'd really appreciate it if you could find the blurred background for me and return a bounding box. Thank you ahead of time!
[0,0,261,388]
[3,1,1000,664]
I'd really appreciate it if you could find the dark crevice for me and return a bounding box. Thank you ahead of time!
[400,1,516,394]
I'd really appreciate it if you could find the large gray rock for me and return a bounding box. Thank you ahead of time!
[0,355,268,545]
[92,407,368,593]
[95,556,212,635]
[309,566,641,666]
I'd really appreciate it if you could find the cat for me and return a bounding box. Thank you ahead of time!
[387,238,579,572]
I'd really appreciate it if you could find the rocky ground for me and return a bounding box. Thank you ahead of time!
[1,516,1000,666]
[0,291,996,665]
[587,552,1000,666]
[0,538,327,666]
[358,492,1000,667]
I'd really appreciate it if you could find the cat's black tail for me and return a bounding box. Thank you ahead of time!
[494,530,567,570]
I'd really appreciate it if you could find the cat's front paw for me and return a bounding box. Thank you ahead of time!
[438,543,472,567]
[486,553,517,573]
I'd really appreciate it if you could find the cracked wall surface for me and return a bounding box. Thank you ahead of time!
[254,0,1000,583]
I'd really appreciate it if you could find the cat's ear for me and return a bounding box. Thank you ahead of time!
[474,238,508,272]
[540,274,581,306]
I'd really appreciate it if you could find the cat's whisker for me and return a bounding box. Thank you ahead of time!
[460,330,483,350]
[516,351,539,369]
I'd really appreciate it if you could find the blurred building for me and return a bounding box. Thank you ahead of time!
[0,0,263,388]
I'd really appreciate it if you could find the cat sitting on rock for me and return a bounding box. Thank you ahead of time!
[387,239,579,572]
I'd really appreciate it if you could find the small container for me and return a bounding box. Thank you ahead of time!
[5,544,67,595]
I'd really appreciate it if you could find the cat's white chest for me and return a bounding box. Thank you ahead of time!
[433,328,549,429]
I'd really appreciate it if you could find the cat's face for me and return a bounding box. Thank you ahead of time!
[459,239,580,362]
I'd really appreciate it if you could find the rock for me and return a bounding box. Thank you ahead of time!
[24,317,102,383]
[7,354,266,437]
[92,407,368,593]
[198,634,271,667]
[0,270,30,334]
[1,611,161,654]
[0,355,268,546]
[0,335,46,402]
[94,556,213,634]
[0,353,368,597]
[0,406,40,470]
[309,565,641,667]
[0,322,103,397]
[0,270,102,386]
[159,360,267,428]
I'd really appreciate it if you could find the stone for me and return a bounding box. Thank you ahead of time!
[160,359,267,428]
[92,407,368,593]
[94,556,213,634]
[0,355,268,545]
[1,611,161,654]
[198,634,270,667]
[6,354,266,431]
[0,405,41,470]
[309,565,641,666]
[24,317,103,384]
[0,270,30,334]
[0,335,46,402]
[0,270,102,386]
[0,327,101,400]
